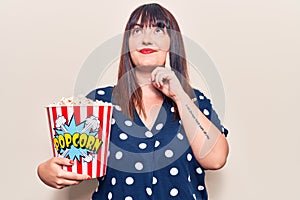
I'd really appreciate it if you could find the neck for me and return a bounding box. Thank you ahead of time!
[134,65,164,99]
[134,65,155,86]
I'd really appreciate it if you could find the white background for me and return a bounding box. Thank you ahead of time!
[0,0,299,199]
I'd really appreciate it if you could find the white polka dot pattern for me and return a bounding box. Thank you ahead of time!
[156,123,164,130]
[145,131,153,138]
[138,143,147,149]
[108,192,112,199]
[188,175,191,182]
[97,90,105,95]
[152,176,157,185]
[124,120,133,126]
[193,194,197,199]
[196,167,202,174]
[114,105,122,111]
[146,187,152,196]
[170,188,178,196]
[111,118,115,125]
[111,177,116,185]
[177,133,184,140]
[165,150,174,158]
[94,183,98,192]
[198,185,204,191]
[170,167,179,176]
[203,109,210,116]
[135,162,143,171]
[154,140,160,148]
[187,153,192,161]
[90,87,213,199]
[119,133,128,140]
[170,107,175,112]
[125,177,134,185]
[115,151,123,160]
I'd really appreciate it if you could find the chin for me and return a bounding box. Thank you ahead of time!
[137,59,164,67]
[134,65,157,73]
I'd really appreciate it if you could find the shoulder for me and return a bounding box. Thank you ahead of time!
[191,88,212,107]
[190,88,213,116]
[86,85,114,102]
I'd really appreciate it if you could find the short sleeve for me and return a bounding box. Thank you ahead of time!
[86,86,114,102]
[193,89,229,137]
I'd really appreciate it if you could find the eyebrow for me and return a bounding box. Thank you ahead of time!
[132,22,166,28]
[132,24,143,28]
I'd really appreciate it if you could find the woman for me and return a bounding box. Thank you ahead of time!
[38,3,229,199]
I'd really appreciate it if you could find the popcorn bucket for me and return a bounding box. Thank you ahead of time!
[46,105,113,178]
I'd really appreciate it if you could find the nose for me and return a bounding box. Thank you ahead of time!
[142,29,153,45]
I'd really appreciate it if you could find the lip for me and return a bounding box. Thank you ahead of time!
[139,48,157,54]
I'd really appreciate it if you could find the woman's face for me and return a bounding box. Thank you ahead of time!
[128,21,170,67]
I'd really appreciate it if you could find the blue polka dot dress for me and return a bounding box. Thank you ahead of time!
[86,86,228,200]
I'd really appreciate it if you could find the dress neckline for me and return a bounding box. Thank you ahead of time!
[134,97,166,132]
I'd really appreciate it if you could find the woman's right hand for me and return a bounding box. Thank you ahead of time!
[37,157,91,189]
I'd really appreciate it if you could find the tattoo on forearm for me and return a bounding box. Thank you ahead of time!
[185,104,210,139]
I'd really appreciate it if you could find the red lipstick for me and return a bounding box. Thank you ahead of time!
[139,48,156,54]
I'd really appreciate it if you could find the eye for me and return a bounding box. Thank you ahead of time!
[131,27,142,35]
[154,27,165,34]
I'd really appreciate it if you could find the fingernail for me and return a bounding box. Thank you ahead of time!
[86,176,91,180]
[69,160,74,165]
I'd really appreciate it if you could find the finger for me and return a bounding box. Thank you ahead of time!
[157,73,167,86]
[53,157,74,167]
[58,170,91,181]
[55,179,82,189]
[165,52,171,69]
[61,179,82,187]
[158,70,174,85]
[159,74,164,86]
[154,70,165,87]
[151,67,164,83]
[154,68,173,87]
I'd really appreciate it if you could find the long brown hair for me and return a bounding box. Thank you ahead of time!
[113,3,194,119]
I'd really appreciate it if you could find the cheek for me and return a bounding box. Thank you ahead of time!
[128,37,139,65]
[157,52,168,65]
[154,36,170,51]
[129,51,139,65]
[128,36,140,51]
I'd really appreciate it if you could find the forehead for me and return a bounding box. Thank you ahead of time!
[129,10,168,29]
[132,17,166,29]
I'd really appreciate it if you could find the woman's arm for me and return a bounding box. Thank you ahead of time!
[173,92,229,169]
[151,66,229,169]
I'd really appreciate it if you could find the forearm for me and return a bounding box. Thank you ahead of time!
[174,92,229,169]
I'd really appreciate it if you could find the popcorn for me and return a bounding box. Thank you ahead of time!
[48,95,111,106]
[45,95,113,179]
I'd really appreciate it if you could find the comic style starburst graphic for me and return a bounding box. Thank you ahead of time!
[54,115,99,162]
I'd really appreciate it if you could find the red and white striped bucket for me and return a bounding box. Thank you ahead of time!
[46,105,113,178]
